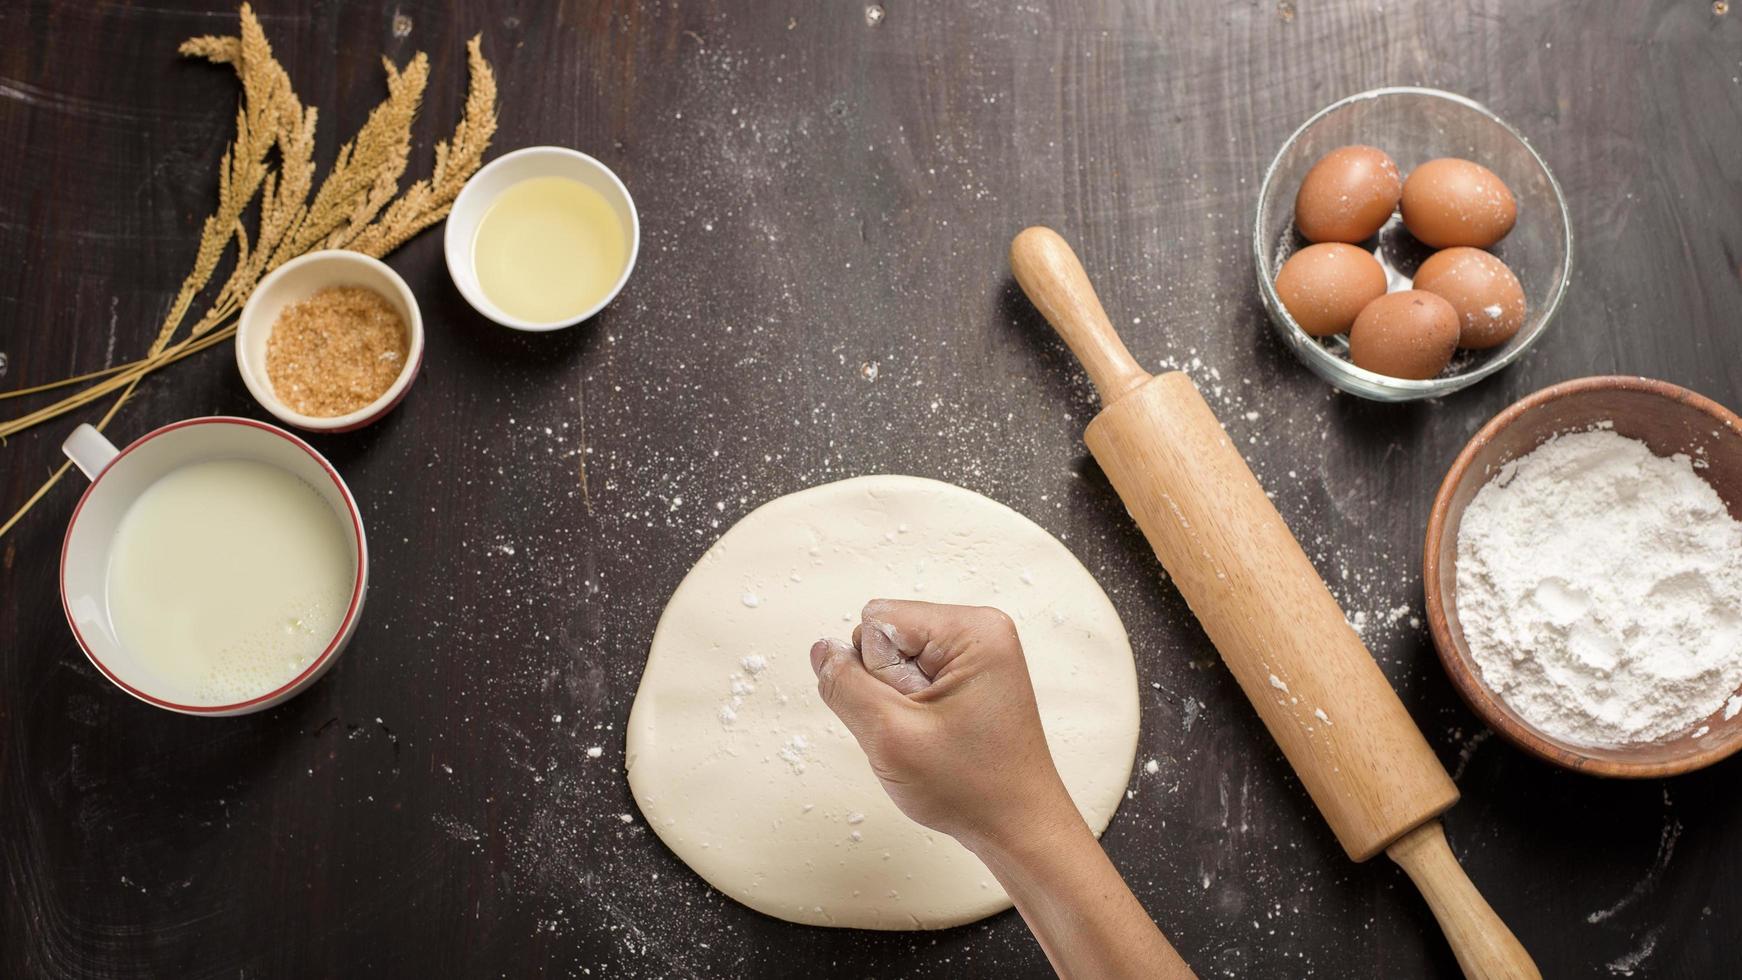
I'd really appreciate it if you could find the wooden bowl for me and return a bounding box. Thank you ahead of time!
[1424,376,1742,777]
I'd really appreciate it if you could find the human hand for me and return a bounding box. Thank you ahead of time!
[808,599,1080,854]
[811,598,1193,978]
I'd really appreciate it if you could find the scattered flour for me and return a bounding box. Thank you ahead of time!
[777,734,810,773]
[1457,430,1742,747]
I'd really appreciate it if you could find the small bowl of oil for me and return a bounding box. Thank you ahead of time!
[445,146,640,332]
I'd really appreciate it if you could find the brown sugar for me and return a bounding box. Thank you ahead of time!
[266,286,410,417]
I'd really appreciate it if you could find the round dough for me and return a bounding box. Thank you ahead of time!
[625,475,1140,929]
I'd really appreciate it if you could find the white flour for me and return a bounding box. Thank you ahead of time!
[1457,429,1742,747]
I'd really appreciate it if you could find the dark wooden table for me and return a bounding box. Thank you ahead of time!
[3,2,1739,976]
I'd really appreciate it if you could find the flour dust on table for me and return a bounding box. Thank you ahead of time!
[625,475,1141,929]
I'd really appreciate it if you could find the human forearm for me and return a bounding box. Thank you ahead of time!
[810,602,1194,978]
[971,805,1195,980]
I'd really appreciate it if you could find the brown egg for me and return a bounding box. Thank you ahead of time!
[1294,145,1403,243]
[1274,243,1389,337]
[1348,290,1460,380]
[1412,247,1527,350]
[1400,158,1517,248]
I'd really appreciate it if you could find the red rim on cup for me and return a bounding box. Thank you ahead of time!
[59,416,368,715]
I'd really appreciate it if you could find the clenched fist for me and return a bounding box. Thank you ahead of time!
[809,598,1192,980]
[809,599,1079,852]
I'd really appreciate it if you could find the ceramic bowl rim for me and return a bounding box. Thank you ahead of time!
[234,250,425,432]
[442,145,641,332]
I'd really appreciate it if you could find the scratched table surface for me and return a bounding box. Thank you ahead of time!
[3,1,1739,977]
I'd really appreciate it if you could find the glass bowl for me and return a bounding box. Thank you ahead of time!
[1253,87,1572,401]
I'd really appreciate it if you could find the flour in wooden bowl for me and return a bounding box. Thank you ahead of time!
[1456,428,1742,747]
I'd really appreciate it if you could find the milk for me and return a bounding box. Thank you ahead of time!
[106,459,354,706]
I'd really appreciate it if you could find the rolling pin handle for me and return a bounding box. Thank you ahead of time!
[1387,820,1540,980]
[1009,227,1151,405]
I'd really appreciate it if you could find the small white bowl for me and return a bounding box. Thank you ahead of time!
[443,145,640,332]
[236,250,424,432]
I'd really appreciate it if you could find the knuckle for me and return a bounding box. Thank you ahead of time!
[972,605,1016,635]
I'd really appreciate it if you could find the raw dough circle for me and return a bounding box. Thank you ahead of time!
[625,475,1140,929]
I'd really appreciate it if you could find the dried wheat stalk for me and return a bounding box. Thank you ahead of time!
[0,4,497,538]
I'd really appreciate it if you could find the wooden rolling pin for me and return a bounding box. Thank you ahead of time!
[1010,227,1537,980]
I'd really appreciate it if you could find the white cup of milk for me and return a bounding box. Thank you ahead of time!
[59,417,369,715]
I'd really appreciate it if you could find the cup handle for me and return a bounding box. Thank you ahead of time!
[63,423,119,480]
